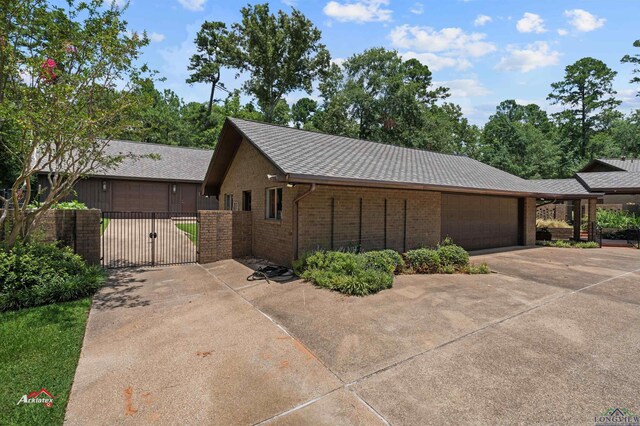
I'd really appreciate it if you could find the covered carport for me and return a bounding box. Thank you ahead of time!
[531,178,603,241]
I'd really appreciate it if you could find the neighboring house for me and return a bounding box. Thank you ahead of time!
[202,118,593,265]
[577,158,640,209]
[39,140,218,212]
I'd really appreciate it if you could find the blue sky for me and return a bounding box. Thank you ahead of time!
[118,0,640,125]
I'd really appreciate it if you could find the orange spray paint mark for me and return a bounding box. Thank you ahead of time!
[124,387,137,416]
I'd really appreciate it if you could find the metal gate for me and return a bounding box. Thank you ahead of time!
[101,211,199,268]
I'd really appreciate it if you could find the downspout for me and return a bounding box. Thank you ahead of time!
[293,183,317,260]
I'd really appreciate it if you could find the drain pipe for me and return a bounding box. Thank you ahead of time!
[293,183,317,260]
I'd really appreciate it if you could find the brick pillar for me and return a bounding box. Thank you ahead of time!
[523,197,537,246]
[74,210,101,265]
[587,198,597,241]
[573,200,581,241]
[198,210,232,264]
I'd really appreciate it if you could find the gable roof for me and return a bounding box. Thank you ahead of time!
[576,172,640,193]
[41,140,214,182]
[529,178,595,198]
[580,158,640,173]
[203,118,595,198]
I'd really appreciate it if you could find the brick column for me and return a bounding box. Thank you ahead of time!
[74,210,101,265]
[198,210,232,264]
[523,197,537,246]
[587,198,597,241]
[573,200,581,241]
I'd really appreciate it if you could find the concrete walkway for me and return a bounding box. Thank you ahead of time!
[66,247,640,425]
[102,218,196,267]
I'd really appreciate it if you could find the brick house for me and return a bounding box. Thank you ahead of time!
[202,118,594,266]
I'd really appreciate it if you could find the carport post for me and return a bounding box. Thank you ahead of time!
[587,198,597,241]
[573,200,581,242]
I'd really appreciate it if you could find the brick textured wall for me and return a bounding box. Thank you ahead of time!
[232,211,252,257]
[523,197,537,246]
[296,185,442,258]
[536,203,568,221]
[219,139,298,266]
[198,210,232,264]
[27,209,101,264]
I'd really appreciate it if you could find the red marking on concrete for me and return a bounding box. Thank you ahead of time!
[124,387,137,416]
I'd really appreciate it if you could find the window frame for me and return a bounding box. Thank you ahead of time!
[265,187,283,220]
[224,193,234,211]
[242,190,252,212]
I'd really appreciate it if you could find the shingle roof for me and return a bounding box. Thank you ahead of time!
[595,158,640,172]
[577,172,640,191]
[529,179,593,196]
[42,140,213,182]
[225,118,561,196]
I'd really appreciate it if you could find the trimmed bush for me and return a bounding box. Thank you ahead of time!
[537,240,599,249]
[460,263,491,274]
[437,243,469,269]
[404,248,441,273]
[0,242,105,311]
[361,249,404,274]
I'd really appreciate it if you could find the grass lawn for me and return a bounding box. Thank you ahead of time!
[176,222,198,243]
[100,218,110,235]
[0,298,92,425]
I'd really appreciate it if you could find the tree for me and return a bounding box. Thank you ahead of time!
[0,0,151,247]
[621,39,640,91]
[291,97,318,129]
[547,58,621,160]
[313,48,450,148]
[480,100,561,178]
[186,21,231,119]
[229,3,330,122]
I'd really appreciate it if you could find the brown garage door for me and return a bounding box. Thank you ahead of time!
[111,180,169,212]
[441,194,519,251]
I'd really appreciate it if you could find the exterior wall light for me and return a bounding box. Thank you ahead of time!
[102,180,107,192]
[172,184,177,194]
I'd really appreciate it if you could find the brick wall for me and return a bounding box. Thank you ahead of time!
[197,210,253,264]
[523,197,536,246]
[27,209,101,265]
[296,185,442,258]
[536,203,568,221]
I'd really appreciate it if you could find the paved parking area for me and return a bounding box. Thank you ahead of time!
[66,247,640,425]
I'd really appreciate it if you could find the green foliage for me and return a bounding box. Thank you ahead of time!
[537,240,599,248]
[460,263,491,274]
[301,250,393,296]
[229,3,330,122]
[0,242,105,311]
[437,244,470,268]
[28,200,87,210]
[0,298,91,425]
[548,57,622,161]
[404,248,441,274]
[621,39,640,89]
[597,209,640,228]
[361,249,404,274]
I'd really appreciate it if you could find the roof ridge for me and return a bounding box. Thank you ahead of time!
[105,139,214,152]
[228,117,471,159]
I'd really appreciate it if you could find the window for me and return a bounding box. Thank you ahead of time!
[265,187,283,219]
[242,191,252,211]
[224,193,234,210]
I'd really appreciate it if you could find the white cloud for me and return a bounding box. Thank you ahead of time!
[148,32,165,42]
[564,9,605,32]
[474,15,492,27]
[331,57,346,67]
[401,52,471,71]
[496,41,561,72]
[410,2,423,15]
[433,79,491,97]
[282,0,297,5]
[323,0,392,23]
[516,13,546,33]
[178,0,206,12]
[390,25,496,57]
[557,29,569,36]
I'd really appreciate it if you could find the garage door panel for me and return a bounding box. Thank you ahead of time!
[441,194,519,251]
[111,181,169,212]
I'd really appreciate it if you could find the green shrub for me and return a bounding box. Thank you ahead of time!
[437,244,469,269]
[537,240,599,249]
[596,209,640,228]
[404,248,441,273]
[28,200,88,210]
[461,263,491,274]
[440,264,455,274]
[0,242,105,311]
[292,252,311,276]
[300,250,395,296]
[361,249,404,274]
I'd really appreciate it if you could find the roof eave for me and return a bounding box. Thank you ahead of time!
[284,173,599,199]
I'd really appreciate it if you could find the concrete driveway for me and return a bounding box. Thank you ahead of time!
[66,247,640,425]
